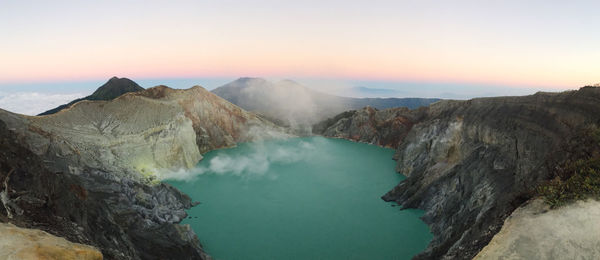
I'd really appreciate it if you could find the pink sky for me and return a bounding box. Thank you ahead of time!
[1,1,599,89]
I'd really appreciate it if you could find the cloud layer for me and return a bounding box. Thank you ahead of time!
[0,92,84,115]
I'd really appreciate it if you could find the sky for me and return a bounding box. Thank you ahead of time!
[1,0,599,114]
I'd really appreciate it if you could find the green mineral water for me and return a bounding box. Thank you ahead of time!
[168,137,432,260]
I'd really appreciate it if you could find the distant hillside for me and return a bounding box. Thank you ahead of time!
[38,77,144,115]
[211,77,440,130]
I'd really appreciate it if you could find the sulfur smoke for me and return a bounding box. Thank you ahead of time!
[212,78,347,135]
[158,137,325,181]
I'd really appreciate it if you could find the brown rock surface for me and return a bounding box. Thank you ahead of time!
[0,223,102,260]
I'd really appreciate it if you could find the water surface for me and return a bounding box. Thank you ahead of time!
[168,137,431,260]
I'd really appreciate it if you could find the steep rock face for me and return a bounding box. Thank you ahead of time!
[0,223,102,260]
[0,119,207,259]
[474,199,600,259]
[316,87,600,259]
[38,76,144,116]
[1,85,281,181]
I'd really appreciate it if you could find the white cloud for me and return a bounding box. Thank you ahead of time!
[0,92,84,116]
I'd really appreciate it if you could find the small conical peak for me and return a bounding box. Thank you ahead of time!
[90,77,145,100]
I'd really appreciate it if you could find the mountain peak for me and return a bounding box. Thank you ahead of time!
[90,77,144,99]
[38,77,145,115]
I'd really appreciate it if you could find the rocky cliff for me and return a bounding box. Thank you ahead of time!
[0,84,284,259]
[315,86,600,259]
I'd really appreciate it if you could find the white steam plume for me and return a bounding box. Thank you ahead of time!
[158,138,323,181]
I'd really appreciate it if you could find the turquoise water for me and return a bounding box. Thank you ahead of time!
[168,137,431,260]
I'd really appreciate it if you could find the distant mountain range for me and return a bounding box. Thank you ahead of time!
[38,77,144,115]
[41,77,440,131]
[211,77,440,129]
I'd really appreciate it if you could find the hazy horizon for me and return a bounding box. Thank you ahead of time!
[0,75,568,116]
[1,1,598,115]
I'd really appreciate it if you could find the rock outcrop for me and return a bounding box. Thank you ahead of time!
[315,86,600,259]
[0,223,103,260]
[0,83,284,259]
[474,199,600,259]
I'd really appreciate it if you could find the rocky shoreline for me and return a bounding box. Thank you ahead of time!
[315,86,600,259]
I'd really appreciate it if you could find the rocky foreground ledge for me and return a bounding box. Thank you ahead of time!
[0,85,284,259]
[0,223,102,260]
[315,86,600,259]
